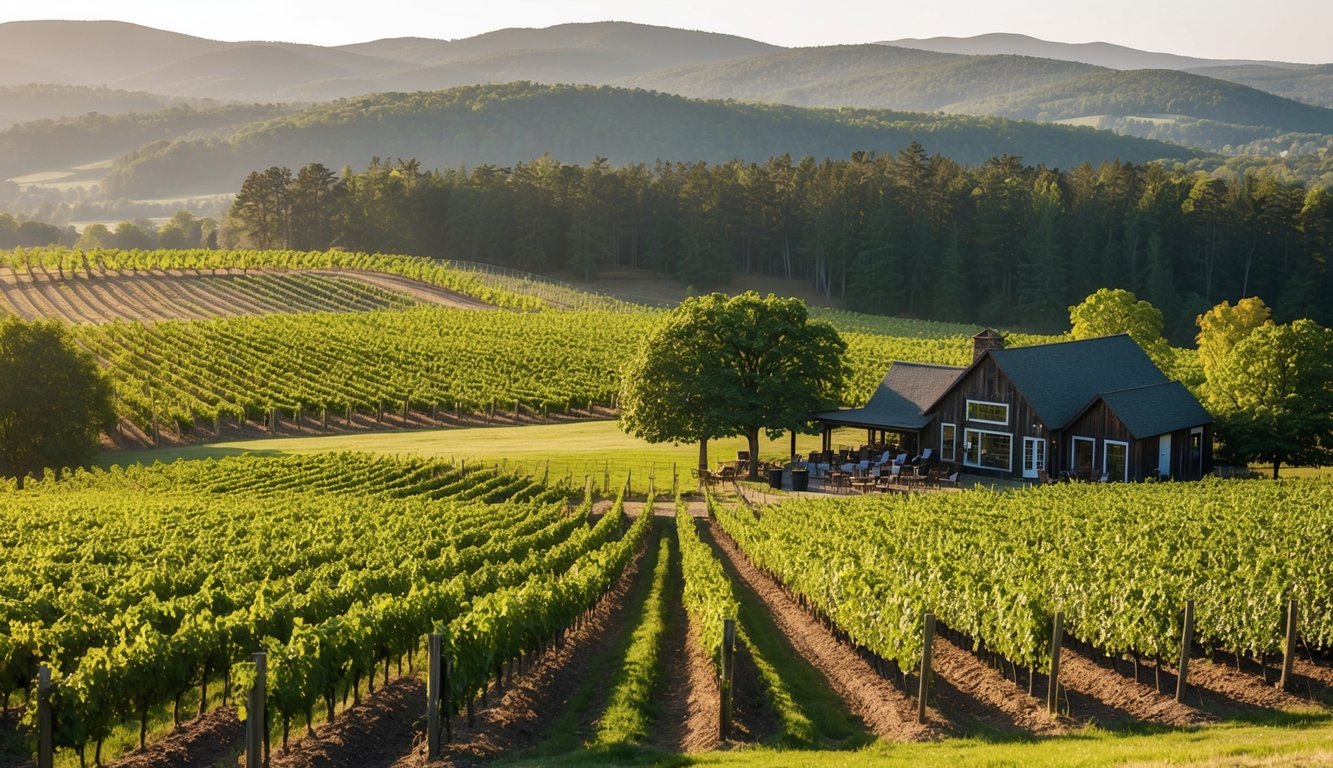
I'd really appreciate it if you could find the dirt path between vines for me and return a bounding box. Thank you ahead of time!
[268,678,422,768]
[702,517,938,741]
[109,706,244,768]
[386,537,652,766]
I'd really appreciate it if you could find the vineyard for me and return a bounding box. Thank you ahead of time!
[714,479,1333,704]
[0,267,490,323]
[0,246,1148,452]
[0,453,657,765]
[1,458,1331,766]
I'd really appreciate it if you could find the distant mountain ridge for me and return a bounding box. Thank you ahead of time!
[100,83,1197,199]
[881,32,1313,70]
[0,20,1327,111]
[0,19,1329,201]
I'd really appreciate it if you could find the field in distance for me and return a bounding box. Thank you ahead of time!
[0,266,490,323]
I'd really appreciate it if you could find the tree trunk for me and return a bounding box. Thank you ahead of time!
[747,427,761,480]
[698,439,709,472]
[1273,460,1281,480]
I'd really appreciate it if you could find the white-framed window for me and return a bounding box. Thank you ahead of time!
[1071,436,1095,475]
[963,428,1012,471]
[1103,439,1129,482]
[965,399,1009,425]
[940,422,956,462]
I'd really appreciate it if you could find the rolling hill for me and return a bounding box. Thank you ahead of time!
[1186,63,1333,108]
[881,32,1310,70]
[100,82,1198,199]
[0,20,1329,200]
[623,46,1098,110]
[0,85,209,129]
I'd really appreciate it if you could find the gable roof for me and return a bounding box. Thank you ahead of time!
[815,361,963,430]
[1079,382,1213,438]
[926,334,1172,429]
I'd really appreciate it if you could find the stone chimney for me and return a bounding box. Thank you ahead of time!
[972,328,1004,362]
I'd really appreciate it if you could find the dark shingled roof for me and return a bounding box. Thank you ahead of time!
[815,361,963,430]
[1086,382,1213,438]
[983,334,1169,428]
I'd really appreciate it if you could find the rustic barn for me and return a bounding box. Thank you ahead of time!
[814,330,1213,482]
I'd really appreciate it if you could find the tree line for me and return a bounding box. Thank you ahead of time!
[0,211,219,252]
[225,149,1332,340]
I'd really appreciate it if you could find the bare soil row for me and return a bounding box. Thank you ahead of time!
[0,267,484,325]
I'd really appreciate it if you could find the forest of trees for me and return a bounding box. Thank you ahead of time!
[224,147,1332,340]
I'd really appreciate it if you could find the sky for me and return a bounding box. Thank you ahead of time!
[3,0,1330,64]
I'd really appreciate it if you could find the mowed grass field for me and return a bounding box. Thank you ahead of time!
[500,714,1333,766]
[101,420,831,493]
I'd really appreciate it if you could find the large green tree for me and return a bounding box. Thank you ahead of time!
[618,292,848,478]
[1205,318,1333,478]
[1068,287,1176,369]
[1195,297,1272,384]
[0,319,114,486]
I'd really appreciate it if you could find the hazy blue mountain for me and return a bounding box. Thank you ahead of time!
[624,46,1098,110]
[882,32,1312,70]
[952,68,1333,131]
[339,21,778,70]
[1186,63,1333,108]
[0,20,230,84]
[0,85,216,130]
[112,43,410,102]
[101,83,1197,198]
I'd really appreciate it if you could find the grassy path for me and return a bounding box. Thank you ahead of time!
[694,517,873,750]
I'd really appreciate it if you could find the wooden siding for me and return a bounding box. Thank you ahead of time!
[1061,400,1211,481]
[924,356,1046,477]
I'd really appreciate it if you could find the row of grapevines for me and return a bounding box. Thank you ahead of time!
[72,306,655,430]
[713,479,1333,676]
[676,499,738,676]
[0,453,594,762]
[442,490,655,715]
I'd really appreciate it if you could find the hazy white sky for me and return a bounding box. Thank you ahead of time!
[5,0,1330,63]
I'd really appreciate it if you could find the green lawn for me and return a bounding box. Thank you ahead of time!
[504,714,1333,767]
[100,420,829,494]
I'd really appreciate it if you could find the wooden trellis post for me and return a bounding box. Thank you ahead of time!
[246,651,268,768]
[1280,598,1298,691]
[427,634,442,758]
[719,618,736,740]
[918,612,935,723]
[1047,611,1063,715]
[37,667,52,768]
[1176,600,1194,702]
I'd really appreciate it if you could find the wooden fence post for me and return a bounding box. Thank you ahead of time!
[247,651,267,768]
[1047,612,1063,715]
[36,667,52,768]
[1280,598,1298,691]
[442,654,452,743]
[719,618,736,740]
[1176,600,1194,702]
[918,612,935,724]
[427,634,442,759]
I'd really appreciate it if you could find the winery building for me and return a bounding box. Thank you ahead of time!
[814,330,1213,482]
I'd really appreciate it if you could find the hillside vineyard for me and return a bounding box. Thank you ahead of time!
[0,454,650,760]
